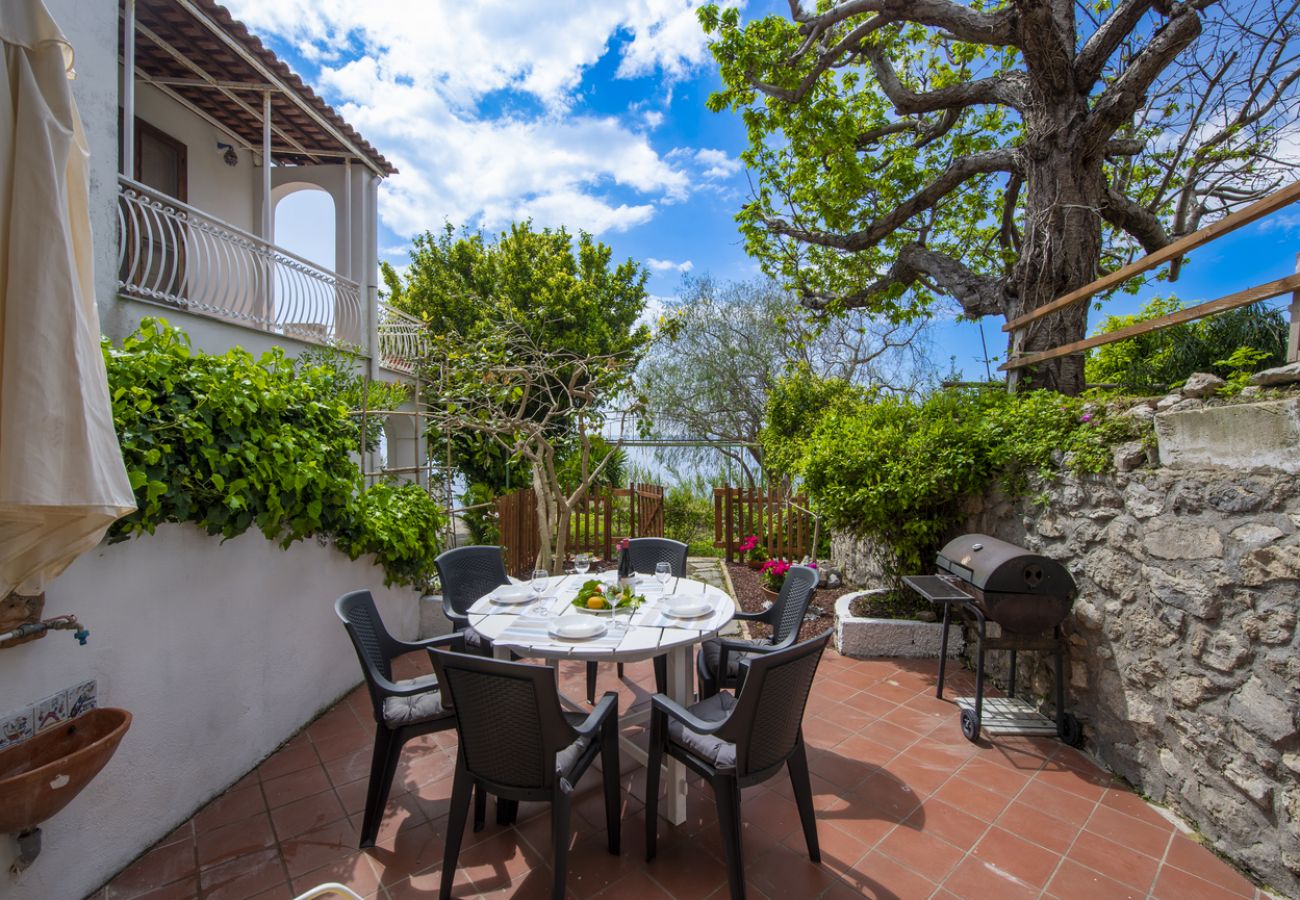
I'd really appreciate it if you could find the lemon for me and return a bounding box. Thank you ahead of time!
[586,596,607,610]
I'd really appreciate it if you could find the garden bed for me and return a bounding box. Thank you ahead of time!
[724,561,848,642]
[835,590,964,659]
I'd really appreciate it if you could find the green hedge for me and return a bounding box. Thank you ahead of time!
[104,319,444,587]
[766,377,1148,589]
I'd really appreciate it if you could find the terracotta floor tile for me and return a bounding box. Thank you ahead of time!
[385,864,477,899]
[883,757,956,799]
[594,869,674,899]
[309,725,372,764]
[290,851,383,898]
[859,719,926,753]
[1164,834,1257,896]
[199,847,288,900]
[1032,760,1114,802]
[258,739,321,782]
[994,800,1080,855]
[881,702,948,736]
[1066,829,1160,891]
[747,842,843,898]
[971,825,1061,888]
[836,850,938,899]
[1098,785,1175,827]
[269,790,348,841]
[942,855,1042,900]
[105,837,197,899]
[1083,802,1173,860]
[124,877,200,900]
[1014,778,1097,827]
[278,817,359,879]
[1150,860,1255,900]
[195,785,268,834]
[842,689,899,719]
[802,715,855,749]
[850,771,925,822]
[197,813,277,870]
[262,764,333,809]
[1046,857,1144,900]
[929,776,1013,824]
[875,822,965,883]
[957,758,1035,797]
[903,799,989,851]
[741,787,805,842]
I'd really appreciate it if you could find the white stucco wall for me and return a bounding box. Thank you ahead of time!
[0,525,423,900]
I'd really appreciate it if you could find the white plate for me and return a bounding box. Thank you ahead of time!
[492,589,533,605]
[548,615,608,641]
[661,597,713,619]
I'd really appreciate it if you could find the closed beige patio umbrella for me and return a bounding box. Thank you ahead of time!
[0,0,135,598]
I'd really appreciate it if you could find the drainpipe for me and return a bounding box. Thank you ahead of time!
[121,0,135,177]
[1289,253,1300,363]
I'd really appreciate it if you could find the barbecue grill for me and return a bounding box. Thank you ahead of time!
[904,534,1082,745]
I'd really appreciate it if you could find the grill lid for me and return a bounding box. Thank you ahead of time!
[936,534,1077,598]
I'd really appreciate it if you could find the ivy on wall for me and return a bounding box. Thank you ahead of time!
[104,318,444,587]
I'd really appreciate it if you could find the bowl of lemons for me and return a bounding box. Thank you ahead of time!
[571,579,643,616]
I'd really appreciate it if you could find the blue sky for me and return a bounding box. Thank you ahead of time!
[250,0,1296,383]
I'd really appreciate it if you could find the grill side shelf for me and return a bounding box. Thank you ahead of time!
[903,575,973,604]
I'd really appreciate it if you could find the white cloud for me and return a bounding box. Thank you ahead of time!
[646,258,694,273]
[636,294,672,330]
[223,0,728,237]
[693,148,742,179]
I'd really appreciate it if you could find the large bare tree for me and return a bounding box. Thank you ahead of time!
[701,0,1300,394]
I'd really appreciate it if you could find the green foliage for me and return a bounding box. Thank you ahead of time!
[762,366,871,479]
[460,482,501,546]
[1085,297,1288,391]
[338,481,446,588]
[296,346,408,452]
[780,385,1146,590]
[662,479,717,555]
[104,319,444,587]
[387,220,650,493]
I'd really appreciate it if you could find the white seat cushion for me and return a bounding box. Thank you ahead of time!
[382,677,450,728]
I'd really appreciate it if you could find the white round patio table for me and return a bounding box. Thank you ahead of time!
[467,572,735,826]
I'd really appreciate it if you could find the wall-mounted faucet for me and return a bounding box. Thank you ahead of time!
[0,615,88,647]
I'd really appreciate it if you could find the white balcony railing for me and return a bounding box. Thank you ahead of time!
[377,302,428,375]
[117,177,365,350]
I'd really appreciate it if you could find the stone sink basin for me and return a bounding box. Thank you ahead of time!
[0,708,131,834]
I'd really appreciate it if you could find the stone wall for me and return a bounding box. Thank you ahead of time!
[833,466,1300,895]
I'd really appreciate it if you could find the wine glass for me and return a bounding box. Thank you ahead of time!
[574,553,591,576]
[530,568,549,609]
[655,562,672,592]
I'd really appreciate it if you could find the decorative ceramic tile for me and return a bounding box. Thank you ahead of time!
[0,706,34,749]
[34,690,68,733]
[66,680,97,718]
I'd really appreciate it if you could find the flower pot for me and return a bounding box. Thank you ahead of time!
[761,586,780,601]
[834,590,963,659]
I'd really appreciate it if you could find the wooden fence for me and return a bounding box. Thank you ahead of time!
[713,487,814,564]
[495,483,665,575]
[1002,180,1300,373]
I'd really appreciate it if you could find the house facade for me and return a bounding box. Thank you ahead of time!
[47,0,428,477]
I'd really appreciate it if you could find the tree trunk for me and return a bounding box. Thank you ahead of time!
[531,460,555,576]
[552,507,571,576]
[1005,150,1103,396]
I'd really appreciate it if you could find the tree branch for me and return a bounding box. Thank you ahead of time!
[1075,0,1157,88]
[1083,4,1204,156]
[1099,184,1170,253]
[864,45,1028,113]
[800,242,1010,317]
[790,0,1018,47]
[764,148,1021,251]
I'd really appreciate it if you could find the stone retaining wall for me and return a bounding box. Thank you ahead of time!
[834,466,1300,895]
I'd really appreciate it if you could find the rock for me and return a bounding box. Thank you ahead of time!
[1122,403,1157,422]
[1171,675,1213,708]
[1230,523,1284,545]
[1228,676,1297,743]
[1113,441,1149,472]
[1206,483,1266,514]
[1143,524,1224,560]
[1240,543,1300,586]
[1250,361,1300,386]
[1242,607,1297,645]
[1224,761,1274,808]
[1145,564,1225,618]
[1156,392,1183,411]
[1169,398,1204,413]
[1241,385,1262,397]
[1182,372,1226,398]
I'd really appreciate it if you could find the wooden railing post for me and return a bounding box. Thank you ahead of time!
[1289,253,1300,363]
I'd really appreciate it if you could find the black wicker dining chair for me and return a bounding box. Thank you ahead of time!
[696,563,819,699]
[646,630,832,900]
[434,545,510,656]
[430,650,621,900]
[584,537,688,703]
[335,590,471,849]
